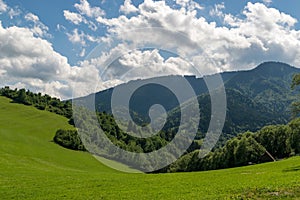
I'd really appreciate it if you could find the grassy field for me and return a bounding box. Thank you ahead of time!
[1,96,300,199]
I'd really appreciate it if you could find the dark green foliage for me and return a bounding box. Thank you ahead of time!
[255,125,291,159]
[288,118,300,155]
[167,88,287,138]
[164,132,266,172]
[290,72,300,152]
[54,129,86,151]
[291,73,300,117]
[291,73,300,90]
[68,107,176,170]
[55,104,171,160]
[0,87,72,118]
[233,133,265,167]
[97,112,169,153]
[16,88,30,105]
[161,118,300,173]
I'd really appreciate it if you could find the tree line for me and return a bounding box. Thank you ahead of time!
[0,86,72,118]
[159,118,300,172]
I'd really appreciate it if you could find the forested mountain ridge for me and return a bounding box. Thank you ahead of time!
[77,61,300,136]
[225,62,299,114]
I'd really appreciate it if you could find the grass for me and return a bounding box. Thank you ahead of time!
[0,96,300,199]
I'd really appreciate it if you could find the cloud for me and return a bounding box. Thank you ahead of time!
[72,59,103,97]
[94,0,243,73]
[63,10,84,25]
[0,23,70,80]
[221,2,300,68]
[0,0,7,13]
[0,2,106,99]
[175,0,204,11]
[117,49,193,79]
[77,46,196,92]
[79,48,86,57]
[8,7,21,19]
[120,0,138,14]
[0,1,22,20]
[24,13,50,37]
[262,0,272,5]
[8,80,72,100]
[63,9,98,31]
[209,3,225,17]
[0,22,101,99]
[6,0,297,98]
[93,1,300,76]
[245,2,296,27]
[56,24,66,32]
[66,28,103,45]
[74,0,105,18]
[67,28,86,45]
[24,12,39,22]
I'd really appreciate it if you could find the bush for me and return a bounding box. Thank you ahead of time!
[53,129,86,151]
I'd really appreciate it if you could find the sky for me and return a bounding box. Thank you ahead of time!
[1,0,300,99]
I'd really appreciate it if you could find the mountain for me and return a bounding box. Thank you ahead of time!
[225,62,299,114]
[196,62,300,135]
[76,61,300,137]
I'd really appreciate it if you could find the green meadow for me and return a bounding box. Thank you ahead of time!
[1,96,300,199]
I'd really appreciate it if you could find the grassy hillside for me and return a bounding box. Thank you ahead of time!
[1,96,300,199]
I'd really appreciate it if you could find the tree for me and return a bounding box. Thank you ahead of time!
[291,74,300,117]
[255,125,291,159]
[53,129,86,151]
[288,118,300,155]
[16,89,29,105]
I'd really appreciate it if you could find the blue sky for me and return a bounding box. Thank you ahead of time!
[1,0,300,98]
[3,0,300,65]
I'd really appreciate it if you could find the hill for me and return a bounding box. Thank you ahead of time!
[76,61,300,137]
[1,96,300,199]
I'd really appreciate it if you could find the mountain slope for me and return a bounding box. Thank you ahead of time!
[82,61,300,136]
[225,62,299,114]
[198,88,287,134]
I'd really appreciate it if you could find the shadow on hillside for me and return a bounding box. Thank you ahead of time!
[282,165,300,172]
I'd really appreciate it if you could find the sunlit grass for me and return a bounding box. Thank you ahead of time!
[1,96,300,199]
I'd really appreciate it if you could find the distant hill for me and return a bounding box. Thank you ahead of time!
[75,61,300,137]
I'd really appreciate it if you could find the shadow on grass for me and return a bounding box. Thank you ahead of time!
[282,165,300,172]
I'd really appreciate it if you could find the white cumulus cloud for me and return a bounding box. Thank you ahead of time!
[67,28,86,45]
[63,10,84,25]
[93,1,300,75]
[74,0,105,18]
[120,0,138,15]
[0,22,101,99]
[175,0,203,11]
[24,13,39,22]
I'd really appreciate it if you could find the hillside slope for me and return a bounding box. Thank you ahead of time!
[1,96,300,199]
[76,62,300,136]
